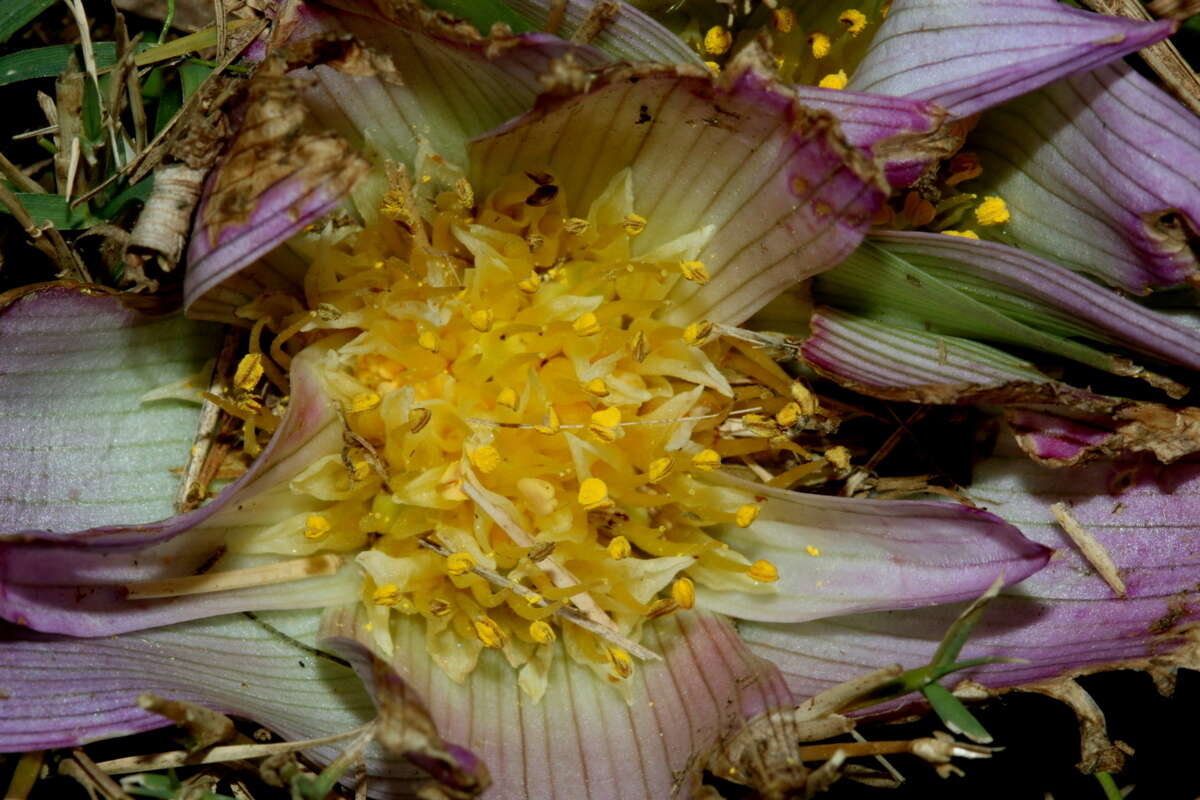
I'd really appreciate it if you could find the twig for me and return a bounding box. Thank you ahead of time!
[0,151,44,193]
[0,182,88,280]
[1051,502,1127,597]
[2,750,45,800]
[175,328,237,511]
[62,749,134,800]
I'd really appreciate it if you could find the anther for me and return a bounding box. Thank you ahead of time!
[497,387,520,411]
[607,647,634,679]
[584,377,610,397]
[573,312,601,336]
[747,559,780,583]
[622,214,647,236]
[234,354,264,391]
[607,536,632,560]
[680,260,710,284]
[578,477,613,510]
[469,309,494,332]
[975,196,1010,226]
[691,449,721,471]
[704,26,732,56]
[473,617,507,649]
[809,32,831,58]
[671,576,696,609]
[838,9,868,35]
[304,515,332,540]
[647,456,674,484]
[350,392,381,413]
[447,552,476,576]
[735,504,761,528]
[818,70,848,90]
[683,320,713,346]
[469,445,502,474]
[373,583,401,606]
[417,330,439,352]
[529,620,557,644]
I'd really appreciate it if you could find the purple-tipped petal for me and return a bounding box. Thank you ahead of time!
[791,86,953,189]
[737,442,1200,699]
[695,473,1049,623]
[871,231,1200,373]
[470,52,887,326]
[501,0,700,64]
[1008,409,1115,466]
[970,63,1200,292]
[389,611,792,800]
[0,339,350,636]
[849,0,1174,118]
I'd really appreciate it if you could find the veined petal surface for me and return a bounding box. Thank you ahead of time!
[849,0,1174,118]
[501,0,701,64]
[469,55,887,326]
[969,63,1200,292]
[737,442,1200,698]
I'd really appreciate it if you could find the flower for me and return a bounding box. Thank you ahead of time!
[1,1,1196,798]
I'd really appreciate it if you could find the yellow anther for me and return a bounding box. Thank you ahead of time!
[647,456,675,484]
[810,32,831,58]
[776,402,801,428]
[446,552,476,576]
[825,445,851,470]
[517,272,541,294]
[534,406,561,435]
[735,504,761,528]
[409,406,432,433]
[691,449,721,471]
[573,312,601,336]
[704,60,721,73]
[469,445,501,474]
[622,214,647,236]
[607,535,632,560]
[591,406,622,429]
[417,330,439,352]
[818,70,849,90]
[790,382,819,415]
[564,217,589,235]
[350,391,381,413]
[772,7,795,32]
[517,477,557,516]
[528,541,556,562]
[672,576,696,610]
[805,545,822,557]
[497,387,519,411]
[469,308,494,332]
[975,196,1010,226]
[234,353,264,391]
[683,320,713,346]
[743,413,778,437]
[372,583,401,606]
[584,377,610,397]
[631,329,648,362]
[473,617,507,649]
[607,647,634,679]
[679,260,710,284]
[747,559,780,583]
[428,599,453,616]
[303,515,331,540]
[525,591,544,606]
[578,477,613,510]
[351,460,371,481]
[942,229,980,239]
[704,26,732,56]
[838,9,868,35]
[529,620,557,644]
[647,598,679,619]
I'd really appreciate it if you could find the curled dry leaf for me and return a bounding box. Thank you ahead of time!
[1008,404,1200,467]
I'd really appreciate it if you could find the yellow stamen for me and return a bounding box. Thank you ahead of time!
[704,60,721,74]
[529,620,556,644]
[573,312,601,336]
[534,406,561,435]
[373,583,401,606]
[772,8,795,32]
[409,407,432,433]
[703,26,732,56]
[469,445,502,474]
[671,576,696,609]
[818,70,849,90]
[233,353,264,391]
[975,196,1010,226]
[607,647,634,679]
[447,552,476,576]
[417,330,439,352]
[622,214,647,236]
[810,32,831,59]
[775,402,801,428]
[564,217,589,234]
[517,272,541,294]
[806,545,822,557]
[790,382,819,415]
[469,308,494,332]
[747,559,780,583]
[474,617,507,649]
[351,460,371,481]
[735,504,761,528]
[350,392,381,413]
[303,515,331,540]
[825,445,851,470]
[647,456,674,484]
[838,9,868,35]
[942,229,980,239]
[589,406,622,442]
[691,449,721,471]
[680,260,710,284]
[583,377,610,397]
[578,477,613,510]
[607,535,632,560]
[683,320,713,346]
[631,330,648,362]
[497,387,519,411]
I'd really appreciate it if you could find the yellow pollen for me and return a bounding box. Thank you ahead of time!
[373,583,401,606]
[303,515,331,540]
[349,391,381,413]
[573,312,601,336]
[469,308,494,332]
[838,9,868,35]
[942,229,980,239]
[469,445,502,474]
[790,382,819,415]
[233,354,264,391]
[578,477,612,510]
[446,552,475,576]
[810,32,831,58]
[775,402,801,428]
[534,406,561,435]
[351,460,371,481]
[818,70,849,90]
[671,576,696,609]
[772,8,795,32]
[607,648,634,679]
[473,617,507,649]
[704,60,721,73]
[647,456,675,483]
[683,320,713,346]
[417,330,439,352]
[825,445,851,470]
[975,196,1010,226]
[497,387,519,411]
[735,504,761,528]
[622,214,647,236]
[517,272,541,293]
[584,377,610,397]
[529,620,556,644]
[806,545,822,557]
[692,449,721,471]
[704,26,732,56]
[747,559,780,583]
[680,260,710,284]
[525,591,544,606]
[607,535,632,560]
[743,413,778,437]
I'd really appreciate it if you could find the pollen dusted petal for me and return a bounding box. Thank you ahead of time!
[849,0,1174,118]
